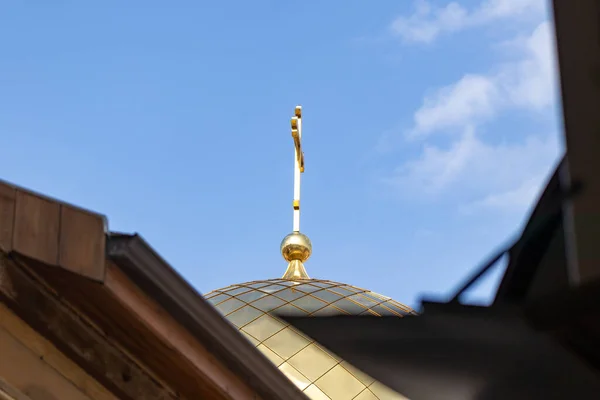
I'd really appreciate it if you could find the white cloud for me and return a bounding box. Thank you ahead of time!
[412,75,499,137]
[501,21,556,109]
[468,176,548,211]
[410,20,555,137]
[391,0,546,44]
[381,0,561,214]
[386,127,560,210]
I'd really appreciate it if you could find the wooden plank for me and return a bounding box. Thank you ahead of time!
[104,263,258,400]
[553,0,600,285]
[0,183,15,252]
[0,327,92,400]
[0,302,117,400]
[0,254,177,400]
[0,376,33,400]
[58,205,106,281]
[32,259,238,399]
[12,191,60,266]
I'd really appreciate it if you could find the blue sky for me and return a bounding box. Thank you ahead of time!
[0,0,562,308]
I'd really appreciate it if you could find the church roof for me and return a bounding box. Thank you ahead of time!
[0,178,306,400]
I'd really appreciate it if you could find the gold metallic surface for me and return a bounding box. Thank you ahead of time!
[281,232,312,262]
[292,130,304,173]
[281,232,312,280]
[291,108,305,174]
[205,278,415,400]
[287,106,308,272]
[282,260,310,280]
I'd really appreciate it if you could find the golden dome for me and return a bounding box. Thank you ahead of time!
[205,278,416,399]
[205,106,415,398]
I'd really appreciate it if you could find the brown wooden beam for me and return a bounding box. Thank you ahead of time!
[0,302,116,400]
[553,0,600,285]
[0,180,106,281]
[0,376,32,400]
[103,263,258,400]
[13,254,249,399]
[0,184,15,253]
[0,253,177,400]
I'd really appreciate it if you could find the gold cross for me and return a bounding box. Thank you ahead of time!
[291,106,305,173]
[290,106,304,232]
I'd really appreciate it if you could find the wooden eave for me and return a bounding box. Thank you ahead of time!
[0,179,306,400]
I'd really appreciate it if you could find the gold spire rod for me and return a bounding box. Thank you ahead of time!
[291,105,304,232]
[280,105,311,280]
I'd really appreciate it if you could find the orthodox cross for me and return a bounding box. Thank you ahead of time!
[291,105,305,232]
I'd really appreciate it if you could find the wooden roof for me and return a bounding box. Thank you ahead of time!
[0,179,306,400]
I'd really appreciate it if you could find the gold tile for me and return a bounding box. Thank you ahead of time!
[328,286,357,297]
[258,283,288,294]
[316,342,342,362]
[274,287,307,302]
[240,330,260,346]
[304,384,331,400]
[361,292,387,303]
[251,295,286,312]
[279,362,311,391]
[378,302,405,316]
[215,297,245,315]
[293,282,322,293]
[272,303,309,318]
[226,305,263,328]
[368,305,396,316]
[288,343,338,381]
[330,298,367,314]
[257,344,285,366]
[274,279,297,287]
[341,361,375,386]
[315,364,365,400]
[369,382,408,400]
[360,309,380,317]
[388,300,415,314]
[206,293,230,305]
[354,389,379,400]
[263,327,310,360]
[241,314,285,342]
[225,286,252,295]
[348,294,378,308]
[312,289,343,303]
[369,291,390,300]
[246,281,273,289]
[312,305,347,316]
[308,280,335,288]
[292,295,328,313]
[237,289,268,303]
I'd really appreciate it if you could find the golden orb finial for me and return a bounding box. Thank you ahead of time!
[281,232,312,262]
[281,232,311,280]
